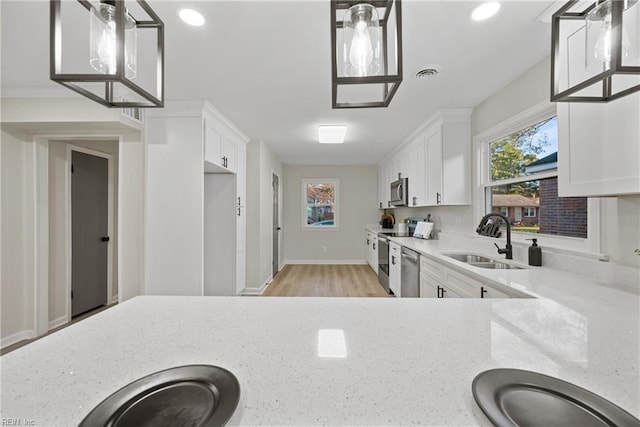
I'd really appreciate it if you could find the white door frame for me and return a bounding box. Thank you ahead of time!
[66,144,114,322]
[31,134,119,336]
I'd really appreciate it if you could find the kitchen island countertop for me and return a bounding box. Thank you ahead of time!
[2,286,639,426]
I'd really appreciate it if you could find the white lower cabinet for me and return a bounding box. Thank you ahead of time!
[389,242,401,296]
[365,231,378,273]
[420,256,521,299]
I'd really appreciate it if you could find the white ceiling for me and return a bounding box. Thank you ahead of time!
[1,0,556,165]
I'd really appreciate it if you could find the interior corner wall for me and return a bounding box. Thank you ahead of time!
[1,128,35,344]
[471,56,551,137]
[283,165,379,263]
[246,140,283,291]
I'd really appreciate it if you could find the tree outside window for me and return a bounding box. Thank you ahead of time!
[302,179,339,228]
[486,116,587,238]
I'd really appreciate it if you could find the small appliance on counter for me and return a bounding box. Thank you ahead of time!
[381,212,395,229]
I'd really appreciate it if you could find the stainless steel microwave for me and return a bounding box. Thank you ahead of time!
[390,177,408,206]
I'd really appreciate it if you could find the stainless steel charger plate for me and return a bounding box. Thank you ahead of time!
[80,365,240,427]
[472,368,640,427]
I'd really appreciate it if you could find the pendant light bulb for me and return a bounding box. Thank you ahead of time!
[90,2,137,78]
[97,20,117,74]
[586,0,638,69]
[349,21,374,76]
[343,3,380,77]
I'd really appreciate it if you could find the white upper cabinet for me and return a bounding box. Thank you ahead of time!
[558,94,640,197]
[425,126,443,206]
[204,110,238,173]
[378,109,471,208]
[555,16,640,197]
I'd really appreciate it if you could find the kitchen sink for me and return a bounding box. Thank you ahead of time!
[444,253,494,263]
[467,261,523,270]
[443,253,524,270]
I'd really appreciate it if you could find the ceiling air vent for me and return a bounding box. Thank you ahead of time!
[416,68,439,78]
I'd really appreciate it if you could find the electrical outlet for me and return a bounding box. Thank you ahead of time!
[322,246,328,253]
[455,216,463,225]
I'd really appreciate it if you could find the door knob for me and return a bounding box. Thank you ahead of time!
[101,236,110,242]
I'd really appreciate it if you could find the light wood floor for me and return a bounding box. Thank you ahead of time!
[263,264,390,297]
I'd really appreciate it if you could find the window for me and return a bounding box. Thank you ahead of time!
[481,115,588,239]
[302,179,339,229]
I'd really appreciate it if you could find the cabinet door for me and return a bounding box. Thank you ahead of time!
[426,127,443,206]
[420,272,439,298]
[377,166,385,209]
[442,122,471,205]
[365,232,373,269]
[413,138,427,207]
[222,137,236,172]
[556,19,640,197]
[441,285,463,298]
[371,236,378,272]
[479,284,510,299]
[389,243,402,296]
[204,120,222,167]
[236,144,246,253]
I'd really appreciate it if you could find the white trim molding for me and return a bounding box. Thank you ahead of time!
[48,316,68,331]
[1,330,36,350]
[472,100,603,257]
[242,275,273,296]
[283,259,367,265]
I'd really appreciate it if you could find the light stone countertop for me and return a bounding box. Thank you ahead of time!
[1,231,639,425]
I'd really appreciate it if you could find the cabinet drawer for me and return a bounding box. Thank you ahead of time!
[444,269,480,298]
[420,256,445,282]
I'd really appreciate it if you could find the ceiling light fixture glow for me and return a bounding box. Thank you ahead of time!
[318,126,347,144]
[179,9,205,26]
[471,2,501,21]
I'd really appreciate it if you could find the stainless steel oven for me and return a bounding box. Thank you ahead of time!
[377,235,390,293]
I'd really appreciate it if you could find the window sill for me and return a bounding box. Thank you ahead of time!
[470,232,609,261]
[301,226,340,232]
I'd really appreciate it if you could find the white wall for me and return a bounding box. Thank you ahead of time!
[245,140,283,291]
[145,116,204,296]
[1,97,146,347]
[283,165,379,263]
[1,129,35,343]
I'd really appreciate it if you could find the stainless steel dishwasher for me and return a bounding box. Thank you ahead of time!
[400,247,420,297]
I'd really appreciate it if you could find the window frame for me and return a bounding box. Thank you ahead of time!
[523,207,536,218]
[301,178,340,230]
[473,101,603,257]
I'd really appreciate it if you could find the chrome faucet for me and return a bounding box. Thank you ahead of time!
[476,213,512,260]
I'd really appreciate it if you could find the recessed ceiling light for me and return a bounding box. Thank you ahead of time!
[318,126,347,144]
[471,2,500,21]
[179,9,205,27]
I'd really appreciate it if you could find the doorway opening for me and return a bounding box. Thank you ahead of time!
[272,173,280,277]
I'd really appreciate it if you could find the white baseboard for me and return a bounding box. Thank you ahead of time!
[282,259,367,265]
[110,295,119,305]
[48,316,68,331]
[242,275,273,296]
[1,329,36,349]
